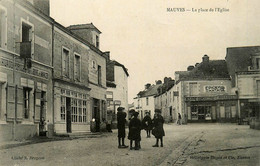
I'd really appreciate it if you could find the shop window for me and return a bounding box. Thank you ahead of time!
[98,65,101,85]
[78,100,82,122]
[23,88,31,119]
[60,96,66,121]
[83,100,87,122]
[62,47,70,78]
[0,7,7,49]
[74,54,80,81]
[71,99,78,122]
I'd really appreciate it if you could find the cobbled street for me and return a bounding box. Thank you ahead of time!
[0,124,259,166]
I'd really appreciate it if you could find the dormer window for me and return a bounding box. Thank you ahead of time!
[96,35,99,49]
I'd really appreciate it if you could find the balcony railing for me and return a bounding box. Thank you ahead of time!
[16,41,31,58]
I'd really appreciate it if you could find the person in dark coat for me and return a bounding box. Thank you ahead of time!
[117,107,128,148]
[152,109,165,147]
[128,111,142,150]
[142,111,153,138]
[177,113,182,125]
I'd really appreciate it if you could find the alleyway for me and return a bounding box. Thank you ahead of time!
[0,124,259,166]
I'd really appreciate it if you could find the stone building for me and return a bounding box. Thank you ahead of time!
[134,81,162,120]
[154,78,175,123]
[105,52,129,124]
[174,55,238,123]
[67,24,107,132]
[226,46,260,129]
[0,0,53,141]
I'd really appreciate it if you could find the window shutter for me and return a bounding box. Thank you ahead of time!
[17,86,24,121]
[7,84,15,121]
[34,89,41,122]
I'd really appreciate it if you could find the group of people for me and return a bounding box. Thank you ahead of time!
[117,107,165,150]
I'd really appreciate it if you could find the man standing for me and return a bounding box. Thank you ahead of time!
[117,107,128,148]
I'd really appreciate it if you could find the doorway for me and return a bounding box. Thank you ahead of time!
[93,99,100,132]
[66,97,72,133]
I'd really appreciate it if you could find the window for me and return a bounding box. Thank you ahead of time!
[62,48,70,77]
[23,88,31,119]
[83,101,87,122]
[60,96,66,121]
[146,97,149,105]
[78,100,82,122]
[20,22,33,58]
[71,99,78,122]
[0,7,7,48]
[96,35,99,48]
[256,58,260,69]
[189,83,199,96]
[257,80,260,96]
[74,54,80,81]
[98,65,101,85]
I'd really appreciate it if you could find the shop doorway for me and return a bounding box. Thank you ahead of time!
[93,99,100,132]
[66,97,72,133]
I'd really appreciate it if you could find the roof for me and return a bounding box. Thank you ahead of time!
[137,84,162,98]
[176,60,230,82]
[67,23,102,34]
[113,60,129,76]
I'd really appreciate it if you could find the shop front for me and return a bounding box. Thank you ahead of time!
[186,95,238,123]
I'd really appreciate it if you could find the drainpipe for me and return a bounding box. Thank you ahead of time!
[12,0,17,141]
[235,72,241,124]
[51,21,55,136]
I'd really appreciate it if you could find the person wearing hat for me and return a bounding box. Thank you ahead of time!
[128,110,142,150]
[152,109,165,147]
[117,107,128,148]
[142,111,153,138]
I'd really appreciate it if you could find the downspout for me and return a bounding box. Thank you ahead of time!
[51,21,55,136]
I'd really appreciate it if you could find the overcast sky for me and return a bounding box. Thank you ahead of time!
[50,0,260,103]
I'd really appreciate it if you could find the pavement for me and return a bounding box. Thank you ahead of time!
[0,123,259,166]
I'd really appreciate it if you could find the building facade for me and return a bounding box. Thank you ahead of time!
[106,53,129,123]
[174,55,238,124]
[0,0,53,141]
[226,46,260,129]
[67,24,107,132]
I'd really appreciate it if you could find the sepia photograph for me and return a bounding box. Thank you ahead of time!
[0,0,259,165]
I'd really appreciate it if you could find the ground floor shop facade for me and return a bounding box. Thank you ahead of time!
[185,95,238,123]
[53,80,91,134]
[0,54,53,141]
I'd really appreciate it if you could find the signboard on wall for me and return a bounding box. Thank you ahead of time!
[204,85,226,92]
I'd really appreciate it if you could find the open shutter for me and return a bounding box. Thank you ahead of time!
[34,89,41,122]
[6,84,15,121]
[17,86,24,121]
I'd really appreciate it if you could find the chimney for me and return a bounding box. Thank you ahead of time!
[30,0,50,16]
[103,51,110,62]
[156,80,162,85]
[202,55,209,63]
[145,83,151,90]
[187,65,194,71]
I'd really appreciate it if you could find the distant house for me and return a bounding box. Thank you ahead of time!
[226,46,260,129]
[134,81,163,120]
[174,55,238,123]
[104,52,129,122]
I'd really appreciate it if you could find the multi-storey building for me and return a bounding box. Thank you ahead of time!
[67,24,107,132]
[105,52,129,123]
[174,55,238,123]
[134,81,162,119]
[226,46,260,129]
[154,78,175,122]
[0,0,53,141]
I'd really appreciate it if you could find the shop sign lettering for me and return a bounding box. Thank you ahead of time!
[205,85,225,92]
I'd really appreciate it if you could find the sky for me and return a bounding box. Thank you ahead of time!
[50,0,260,103]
